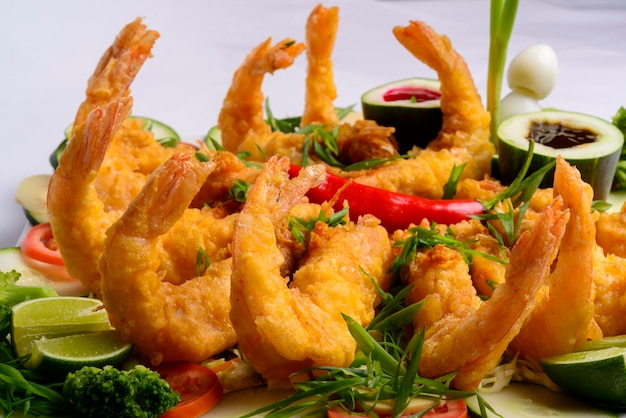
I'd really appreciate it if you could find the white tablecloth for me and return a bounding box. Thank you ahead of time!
[1,0,625,247]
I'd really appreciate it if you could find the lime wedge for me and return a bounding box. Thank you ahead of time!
[28,330,133,378]
[540,347,626,407]
[576,335,626,352]
[11,296,112,357]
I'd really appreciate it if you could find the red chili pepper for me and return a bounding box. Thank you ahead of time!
[382,87,441,102]
[288,164,485,232]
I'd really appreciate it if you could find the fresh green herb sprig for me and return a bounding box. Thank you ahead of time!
[442,163,467,199]
[474,141,554,246]
[389,223,507,283]
[289,207,349,246]
[240,273,476,418]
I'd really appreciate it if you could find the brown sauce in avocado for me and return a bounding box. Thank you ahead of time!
[527,121,597,149]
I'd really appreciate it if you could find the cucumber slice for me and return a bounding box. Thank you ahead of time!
[361,77,442,153]
[14,174,51,225]
[51,116,181,169]
[49,138,67,169]
[0,247,53,287]
[0,246,87,297]
[205,125,223,150]
[466,383,617,417]
[498,110,624,200]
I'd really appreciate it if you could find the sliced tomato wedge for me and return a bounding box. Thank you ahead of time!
[156,362,223,418]
[21,223,64,266]
[327,399,468,418]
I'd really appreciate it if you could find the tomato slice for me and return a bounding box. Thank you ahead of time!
[21,223,64,266]
[156,362,223,418]
[327,399,468,418]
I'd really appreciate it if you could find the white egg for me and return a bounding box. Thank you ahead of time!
[507,44,559,100]
[500,90,541,121]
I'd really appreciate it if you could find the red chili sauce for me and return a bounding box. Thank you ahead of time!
[383,87,441,102]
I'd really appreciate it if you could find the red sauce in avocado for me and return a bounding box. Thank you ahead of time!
[383,87,441,102]
[528,121,597,149]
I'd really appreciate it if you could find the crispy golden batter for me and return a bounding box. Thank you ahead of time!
[99,153,237,365]
[510,158,597,359]
[301,4,339,127]
[405,198,569,390]
[217,37,305,157]
[230,157,392,380]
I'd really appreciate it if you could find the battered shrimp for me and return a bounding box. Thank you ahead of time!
[72,18,159,130]
[47,18,178,295]
[217,37,305,156]
[48,99,132,294]
[99,153,237,365]
[406,198,569,391]
[596,204,626,258]
[301,4,339,126]
[230,156,392,380]
[346,21,494,198]
[510,157,597,359]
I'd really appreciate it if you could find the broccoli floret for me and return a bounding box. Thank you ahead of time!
[0,269,57,306]
[63,365,180,418]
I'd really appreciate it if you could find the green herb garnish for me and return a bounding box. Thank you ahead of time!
[289,207,349,246]
[229,179,251,203]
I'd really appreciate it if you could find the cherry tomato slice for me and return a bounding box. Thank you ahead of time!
[21,223,64,266]
[156,362,223,418]
[327,399,468,418]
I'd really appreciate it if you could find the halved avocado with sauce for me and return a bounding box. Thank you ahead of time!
[498,110,624,200]
[361,77,442,153]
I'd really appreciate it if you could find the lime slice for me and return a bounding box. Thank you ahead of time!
[576,335,626,352]
[466,383,616,417]
[11,296,112,357]
[540,347,626,407]
[27,330,133,378]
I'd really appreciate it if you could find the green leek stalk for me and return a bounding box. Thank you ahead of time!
[487,0,520,147]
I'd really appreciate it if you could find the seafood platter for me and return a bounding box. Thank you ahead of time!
[2,0,626,417]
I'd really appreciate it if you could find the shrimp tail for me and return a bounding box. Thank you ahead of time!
[73,17,159,129]
[301,4,340,126]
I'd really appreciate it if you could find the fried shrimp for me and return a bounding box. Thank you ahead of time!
[230,156,392,380]
[510,157,597,359]
[217,37,305,157]
[48,99,132,295]
[72,18,159,130]
[99,153,237,365]
[406,198,569,391]
[47,18,182,295]
[301,4,339,126]
[345,21,494,198]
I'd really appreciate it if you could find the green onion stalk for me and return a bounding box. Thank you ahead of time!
[487,0,519,148]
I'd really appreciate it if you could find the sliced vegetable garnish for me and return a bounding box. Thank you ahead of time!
[156,362,223,418]
[288,164,485,231]
[20,223,64,266]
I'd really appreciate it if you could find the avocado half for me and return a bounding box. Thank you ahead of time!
[361,77,442,153]
[498,110,624,200]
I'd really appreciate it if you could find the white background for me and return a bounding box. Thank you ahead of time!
[1,0,625,247]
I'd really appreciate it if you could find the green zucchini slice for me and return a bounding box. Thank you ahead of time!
[498,110,624,200]
[361,77,442,153]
